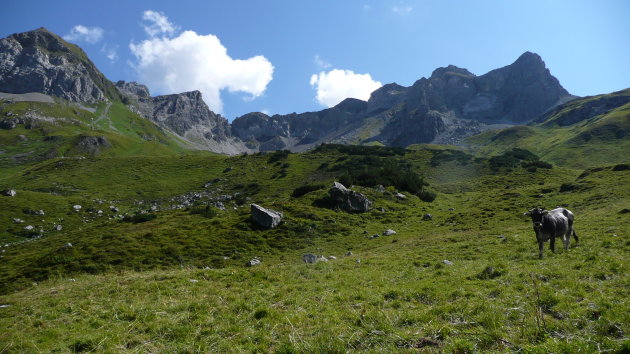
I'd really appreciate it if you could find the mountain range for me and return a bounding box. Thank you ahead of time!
[1,27,581,155]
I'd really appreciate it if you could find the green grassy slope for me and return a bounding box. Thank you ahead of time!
[469,89,630,169]
[0,145,628,352]
[0,98,199,179]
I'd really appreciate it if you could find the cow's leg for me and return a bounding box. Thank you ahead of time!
[538,241,544,259]
[563,232,570,250]
[550,236,556,253]
[573,229,579,244]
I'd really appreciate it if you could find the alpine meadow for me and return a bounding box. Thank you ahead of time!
[1,3,629,353]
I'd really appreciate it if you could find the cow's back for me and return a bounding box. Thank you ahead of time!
[546,208,570,236]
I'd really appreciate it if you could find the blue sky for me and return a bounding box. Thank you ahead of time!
[2,0,629,120]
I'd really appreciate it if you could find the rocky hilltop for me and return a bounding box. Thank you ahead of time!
[115,81,247,154]
[1,28,576,154]
[0,28,121,102]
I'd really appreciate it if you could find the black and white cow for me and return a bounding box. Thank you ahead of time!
[525,207,579,259]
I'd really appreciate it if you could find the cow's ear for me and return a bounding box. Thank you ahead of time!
[542,210,549,215]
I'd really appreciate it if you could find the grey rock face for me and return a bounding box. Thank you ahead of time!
[250,204,283,229]
[0,28,120,102]
[116,82,249,155]
[328,182,372,213]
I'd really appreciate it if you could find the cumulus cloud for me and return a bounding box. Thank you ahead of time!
[310,69,382,107]
[63,25,104,44]
[313,54,331,69]
[142,10,177,37]
[392,5,413,15]
[130,30,274,113]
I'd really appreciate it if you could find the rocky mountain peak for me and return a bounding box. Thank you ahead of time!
[430,65,475,79]
[0,28,121,102]
[115,80,150,100]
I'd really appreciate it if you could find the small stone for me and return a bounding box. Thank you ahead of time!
[188,279,199,283]
[60,242,72,248]
[303,253,319,264]
[370,234,380,239]
[327,256,337,260]
[245,258,261,267]
[345,251,353,256]
[2,189,16,197]
[24,225,34,231]
[54,224,63,231]
[383,229,396,236]
[448,208,455,211]
[442,260,454,266]
[13,218,24,223]
[110,205,119,213]
[73,205,82,212]
[395,192,406,199]
[423,213,433,221]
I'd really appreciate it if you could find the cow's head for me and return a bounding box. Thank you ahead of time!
[524,208,549,231]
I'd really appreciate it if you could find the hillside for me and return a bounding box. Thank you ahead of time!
[0,145,629,351]
[468,89,630,169]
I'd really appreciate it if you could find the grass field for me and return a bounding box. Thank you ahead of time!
[0,144,628,352]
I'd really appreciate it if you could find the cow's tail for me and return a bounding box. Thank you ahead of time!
[572,229,579,244]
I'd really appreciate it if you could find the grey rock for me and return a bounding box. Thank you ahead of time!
[327,256,337,260]
[383,229,397,236]
[24,225,34,231]
[442,260,454,266]
[214,202,226,211]
[60,242,72,248]
[54,224,63,231]
[370,234,380,239]
[72,205,81,212]
[245,258,261,267]
[109,205,119,213]
[303,253,327,264]
[345,251,353,256]
[250,203,283,229]
[75,135,111,155]
[2,189,16,197]
[448,208,455,211]
[0,119,16,130]
[423,213,433,220]
[374,185,386,193]
[0,28,121,102]
[395,192,406,199]
[13,218,24,223]
[328,182,371,213]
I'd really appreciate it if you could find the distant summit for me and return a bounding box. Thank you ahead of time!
[0,27,122,102]
[0,28,575,153]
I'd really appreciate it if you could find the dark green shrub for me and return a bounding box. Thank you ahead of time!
[418,189,437,202]
[190,205,218,218]
[123,213,157,223]
[292,184,325,198]
[267,149,291,163]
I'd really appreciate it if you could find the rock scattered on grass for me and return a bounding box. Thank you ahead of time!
[72,205,82,212]
[442,260,454,266]
[251,204,283,229]
[383,229,396,236]
[303,253,328,263]
[328,182,371,213]
[2,189,16,197]
[423,213,433,220]
[245,258,261,267]
[395,192,406,199]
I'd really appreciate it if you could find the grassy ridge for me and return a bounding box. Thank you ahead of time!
[469,89,630,169]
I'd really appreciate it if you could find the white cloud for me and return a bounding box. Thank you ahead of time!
[314,54,331,69]
[101,44,118,62]
[142,10,177,37]
[310,69,382,107]
[130,30,274,113]
[392,5,413,15]
[63,25,104,44]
